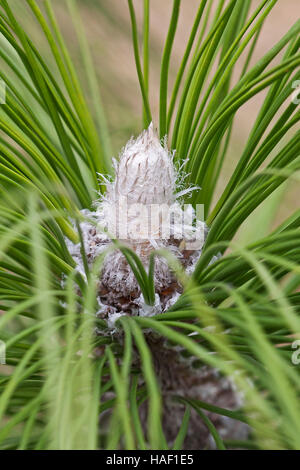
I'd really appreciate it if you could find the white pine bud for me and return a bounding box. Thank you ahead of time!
[108,123,175,205]
[69,123,211,313]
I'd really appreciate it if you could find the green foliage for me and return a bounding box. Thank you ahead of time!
[0,0,299,450]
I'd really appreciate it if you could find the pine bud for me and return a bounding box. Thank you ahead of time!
[110,123,175,205]
[68,123,209,313]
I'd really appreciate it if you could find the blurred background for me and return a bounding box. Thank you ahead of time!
[9,0,300,240]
